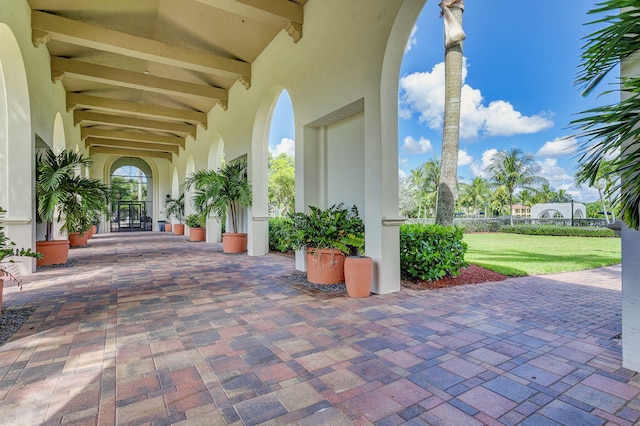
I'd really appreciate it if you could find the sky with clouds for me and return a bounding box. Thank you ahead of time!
[269,0,616,203]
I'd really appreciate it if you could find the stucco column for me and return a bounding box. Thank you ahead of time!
[622,225,640,371]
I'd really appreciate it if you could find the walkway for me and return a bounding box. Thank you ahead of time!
[0,233,637,425]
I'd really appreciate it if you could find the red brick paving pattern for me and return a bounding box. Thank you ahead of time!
[0,232,636,425]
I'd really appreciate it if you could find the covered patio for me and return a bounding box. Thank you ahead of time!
[0,234,637,425]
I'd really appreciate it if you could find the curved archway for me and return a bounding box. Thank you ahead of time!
[109,157,154,232]
[249,86,289,256]
[207,134,224,170]
[0,23,34,273]
[268,90,295,218]
[185,155,196,219]
[52,113,66,155]
[538,209,564,219]
[370,0,428,294]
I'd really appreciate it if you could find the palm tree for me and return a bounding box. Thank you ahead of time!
[571,1,640,229]
[185,160,252,234]
[575,160,617,223]
[435,0,465,226]
[459,177,491,217]
[36,148,108,240]
[486,149,547,225]
[408,158,441,218]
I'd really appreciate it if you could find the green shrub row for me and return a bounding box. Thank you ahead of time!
[268,217,296,253]
[400,223,468,281]
[501,225,616,237]
[269,218,469,281]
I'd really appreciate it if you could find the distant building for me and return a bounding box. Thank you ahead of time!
[531,203,586,219]
[511,204,531,218]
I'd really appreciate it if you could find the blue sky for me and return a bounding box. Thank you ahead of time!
[269,0,616,202]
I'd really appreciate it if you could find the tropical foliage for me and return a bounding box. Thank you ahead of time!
[572,0,640,229]
[268,153,295,216]
[400,223,467,281]
[185,160,252,234]
[36,148,110,240]
[486,149,547,225]
[1,208,40,286]
[165,194,185,224]
[289,204,364,255]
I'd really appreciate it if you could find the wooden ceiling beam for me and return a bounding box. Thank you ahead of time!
[85,137,179,155]
[194,0,302,38]
[52,57,228,105]
[75,111,196,137]
[67,93,207,127]
[89,146,173,161]
[32,10,251,85]
[81,128,186,149]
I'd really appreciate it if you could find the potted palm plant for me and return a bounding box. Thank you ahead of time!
[165,194,185,235]
[61,176,110,247]
[185,213,206,242]
[289,204,365,285]
[36,148,109,265]
[185,159,251,253]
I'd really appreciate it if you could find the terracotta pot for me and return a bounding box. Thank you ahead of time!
[36,240,70,266]
[164,223,172,232]
[344,256,372,297]
[222,233,247,253]
[173,224,185,235]
[189,227,206,242]
[88,225,97,238]
[306,248,345,285]
[68,232,89,248]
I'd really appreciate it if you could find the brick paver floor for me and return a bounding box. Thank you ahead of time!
[0,232,637,425]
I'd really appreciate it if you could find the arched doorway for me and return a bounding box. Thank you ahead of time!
[109,158,154,232]
[0,23,34,274]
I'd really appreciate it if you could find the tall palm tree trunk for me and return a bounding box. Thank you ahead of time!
[435,0,465,226]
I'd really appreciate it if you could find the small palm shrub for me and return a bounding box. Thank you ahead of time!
[400,223,467,281]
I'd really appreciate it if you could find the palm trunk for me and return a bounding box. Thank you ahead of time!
[435,2,464,226]
[598,188,610,223]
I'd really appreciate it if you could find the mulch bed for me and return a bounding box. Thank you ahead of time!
[402,264,508,290]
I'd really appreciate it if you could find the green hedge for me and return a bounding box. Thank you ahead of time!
[268,217,296,253]
[400,223,468,281]
[501,225,616,237]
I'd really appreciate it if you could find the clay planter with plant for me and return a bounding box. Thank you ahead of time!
[61,177,110,248]
[1,208,41,311]
[36,148,109,265]
[186,213,206,242]
[186,160,252,253]
[165,194,185,235]
[289,204,366,287]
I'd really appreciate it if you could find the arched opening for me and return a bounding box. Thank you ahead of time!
[268,90,295,218]
[109,157,154,232]
[203,137,225,243]
[0,23,35,274]
[185,155,196,220]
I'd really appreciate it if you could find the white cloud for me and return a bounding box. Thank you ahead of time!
[537,158,599,202]
[458,149,473,166]
[270,137,295,157]
[405,25,418,53]
[399,59,554,139]
[470,148,499,178]
[402,136,433,154]
[536,136,578,158]
[398,168,407,180]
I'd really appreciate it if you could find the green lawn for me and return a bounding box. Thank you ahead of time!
[463,233,621,276]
